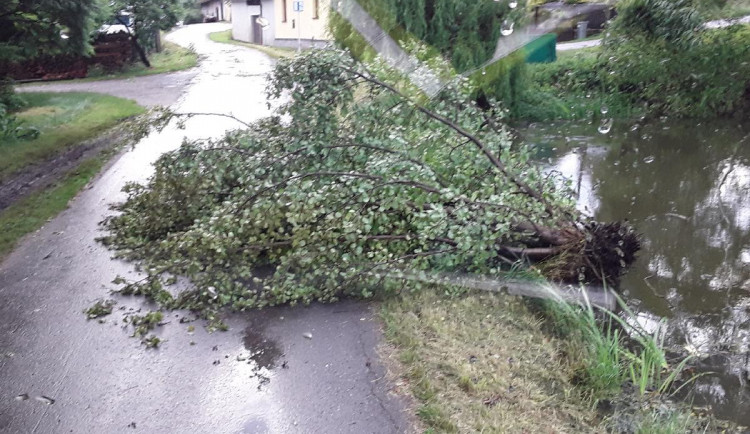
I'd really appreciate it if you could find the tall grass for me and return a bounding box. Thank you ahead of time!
[538,285,698,402]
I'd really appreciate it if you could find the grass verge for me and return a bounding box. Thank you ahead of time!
[86,41,199,80]
[555,45,601,60]
[381,289,599,433]
[0,92,144,181]
[0,149,112,258]
[208,30,296,59]
[518,46,639,122]
[382,286,737,432]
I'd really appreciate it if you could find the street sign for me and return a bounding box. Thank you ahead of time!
[293,0,303,53]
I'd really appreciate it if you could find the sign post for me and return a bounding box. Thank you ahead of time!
[293,0,304,52]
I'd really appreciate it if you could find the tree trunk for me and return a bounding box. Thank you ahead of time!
[154,31,163,53]
[131,37,151,67]
[115,16,151,67]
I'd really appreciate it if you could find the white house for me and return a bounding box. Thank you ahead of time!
[201,0,231,22]
[231,0,330,48]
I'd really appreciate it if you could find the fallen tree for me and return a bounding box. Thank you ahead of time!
[101,49,639,319]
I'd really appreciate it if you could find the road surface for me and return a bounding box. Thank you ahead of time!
[18,66,197,108]
[0,23,411,434]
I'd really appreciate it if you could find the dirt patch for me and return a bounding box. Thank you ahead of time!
[0,125,131,212]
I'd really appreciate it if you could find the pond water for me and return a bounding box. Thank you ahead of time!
[521,118,750,425]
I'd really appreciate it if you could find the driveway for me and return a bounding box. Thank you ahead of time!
[0,23,410,433]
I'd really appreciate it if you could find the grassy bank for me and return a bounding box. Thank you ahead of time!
[0,151,111,258]
[0,92,144,258]
[518,46,636,122]
[0,92,144,180]
[517,22,750,122]
[208,30,296,59]
[381,290,599,432]
[86,41,198,80]
[381,286,738,432]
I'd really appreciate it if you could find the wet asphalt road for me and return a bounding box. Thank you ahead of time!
[18,63,197,108]
[0,23,410,433]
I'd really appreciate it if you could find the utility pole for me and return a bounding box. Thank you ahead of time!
[294,0,303,52]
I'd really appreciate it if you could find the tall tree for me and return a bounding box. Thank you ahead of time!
[426,0,455,52]
[399,0,427,39]
[110,0,183,67]
[0,0,101,62]
[0,0,102,114]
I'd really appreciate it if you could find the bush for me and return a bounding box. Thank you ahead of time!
[0,80,33,139]
[527,52,604,94]
[605,0,703,47]
[517,52,621,121]
[183,8,203,25]
[0,80,25,112]
[522,11,750,120]
[604,25,750,117]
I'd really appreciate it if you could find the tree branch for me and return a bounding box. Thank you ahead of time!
[341,67,563,219]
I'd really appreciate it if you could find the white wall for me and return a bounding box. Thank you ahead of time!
[202,1,230,21]
[260,0,276,46]
[231,1,262,43]
[233,0,329,47]
[274,0,330,42]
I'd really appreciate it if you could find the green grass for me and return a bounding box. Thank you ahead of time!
[0,92,144,181]
[381,289,599,433]
[208,30,296,59]
[0,152,111,258]
[86,41,198,80]
[556,45,601,60]
[380,281,730,432]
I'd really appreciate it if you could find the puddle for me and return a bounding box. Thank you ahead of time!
[243,326,283,371]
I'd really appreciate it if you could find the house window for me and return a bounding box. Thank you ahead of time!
[282,0,287,22]
[313,0,320,19]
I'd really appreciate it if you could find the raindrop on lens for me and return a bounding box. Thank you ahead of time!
[598,118,613,135]
[501,20,514,36]
[509,0,518,8]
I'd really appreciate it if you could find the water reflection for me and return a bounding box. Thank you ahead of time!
[521,119,750,424]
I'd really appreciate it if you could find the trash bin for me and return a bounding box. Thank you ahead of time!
[576,21,588,40]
